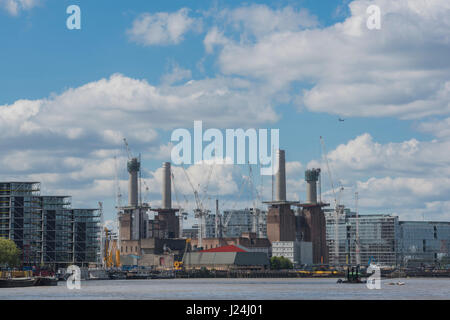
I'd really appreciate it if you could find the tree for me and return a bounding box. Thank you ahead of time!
[280,257,293,269]
[270,256,281,270]
[270,256,293,270]
[0,239,21,268]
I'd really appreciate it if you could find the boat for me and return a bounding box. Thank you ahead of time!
[126,272,151,280]
[337,266,366,284]
[34,276,58,286]
[108,271,127,280]
[388,281,405,286]
[0,277,37,288]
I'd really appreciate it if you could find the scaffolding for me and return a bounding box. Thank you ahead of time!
[203,209,268,239]
[0,182,101,269]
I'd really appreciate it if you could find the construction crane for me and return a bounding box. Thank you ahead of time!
[142,180,150,206]
[355,191,361,266]
[179,238,192,270]
[123,138,132,160]
[320,136,341,266]
[104,227,112,268]
[222,210,234,236]
[248,162,262,237]
[219,171,253,237]
[104,227,121,269]
[215,199,222,239]
[171,171,188,237]
[113,156,123,209]
[181,166,210,249]
[98,202,104,268]
[201,162,215,203]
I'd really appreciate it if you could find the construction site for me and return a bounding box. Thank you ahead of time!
[1,137,449,278]
[104,137,450,277]
[102,138,331,274]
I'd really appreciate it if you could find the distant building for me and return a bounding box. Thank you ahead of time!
[203,209,267,239]
[183,244,270,271]
[271,241,313,266]
[325,208,398,267]
[182,224,199,239]
[398,221,450,267]
[0,182,101,269]
[324,208,450,267]
[190,232,271,256]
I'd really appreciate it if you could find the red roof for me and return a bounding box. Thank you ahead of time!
[200,245,247,253]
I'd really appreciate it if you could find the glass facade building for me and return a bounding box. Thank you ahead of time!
[325,208,450,267]
[325,208,398,267]
[398,221,450,267]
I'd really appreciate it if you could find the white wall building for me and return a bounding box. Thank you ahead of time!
[271,241,313,265]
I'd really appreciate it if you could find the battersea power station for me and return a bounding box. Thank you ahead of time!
[117,149,329,270]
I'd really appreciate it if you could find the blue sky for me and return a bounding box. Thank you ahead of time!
[1,0,449,226]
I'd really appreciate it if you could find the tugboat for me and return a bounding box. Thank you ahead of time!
[0,277,37,288]
[34,276,58,286]
[337,266,366,284]
[33,268,59,286]
[0,270,37,288]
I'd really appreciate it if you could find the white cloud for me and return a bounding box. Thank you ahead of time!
[225,4,318,38]
[127,8,200,46]
[320,133,450,178]
[309,133,450,220]
[418,117,450,138]
[0,73,278,145]
[0,0,38,16]
[0,71,280,221]
[160,64,192,85]
[204,27,231,54]
[210,0,450,119]
[144,142,174,161]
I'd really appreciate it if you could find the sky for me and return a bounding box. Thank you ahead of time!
[0,0,449,229]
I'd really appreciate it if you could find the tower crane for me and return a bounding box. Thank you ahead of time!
[171,171,188,237]
[113,156,122,209]
[98,201,104,268]
[201,162,215,203]
[104,227,121,269]
[248,162,262,237]
[220,174,249,237]
[181,166,210,249]
[123,138,132,160]
[320,136,341,266]
[355,191,361,266]
[142,180,150,206]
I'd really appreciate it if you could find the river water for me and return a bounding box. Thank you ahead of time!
[0,278,448,300]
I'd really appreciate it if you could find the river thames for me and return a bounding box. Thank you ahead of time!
[0,278,448,300]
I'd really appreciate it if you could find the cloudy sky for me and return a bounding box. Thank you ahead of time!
[1,0,449,227]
